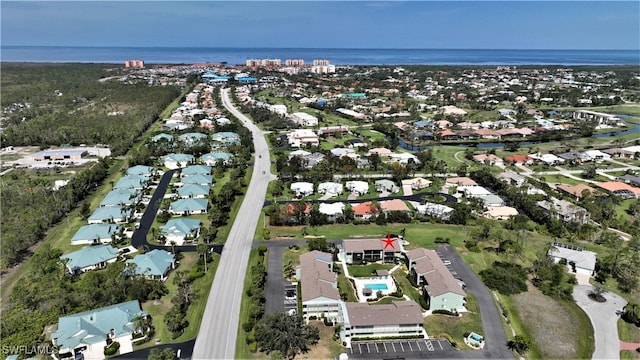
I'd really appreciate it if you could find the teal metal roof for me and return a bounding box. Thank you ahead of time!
[160,218,201,237]
[125,250,175,277]
[71,224,121,244]
[126,165,155,176]
[152,133,173,142]
[169,198,208,212]
[51,301,145,352]
[211,132,240,143]
[163,153,194,163]
[182,174,213,186]
[177,184,210,198]
[113,175,146,190]
[100,189,140,207]
[88,206,130,222]
[182,165,211,176]
[61,245,119,272]
[200,152,234,163]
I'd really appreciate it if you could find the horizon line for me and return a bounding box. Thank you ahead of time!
[2,45,639,52]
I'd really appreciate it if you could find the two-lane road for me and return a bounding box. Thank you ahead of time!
[192,88,275,360]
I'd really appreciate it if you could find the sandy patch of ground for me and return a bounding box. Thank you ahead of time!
[301,320,343,360]
[511,286,581,359]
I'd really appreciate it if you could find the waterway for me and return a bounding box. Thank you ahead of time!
[398,121,640,151]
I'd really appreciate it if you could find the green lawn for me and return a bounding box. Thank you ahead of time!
[423,294,483,350]
[236,248,266,359]
[347,263,394,277]
[618,318,640,343]
[337,272,358,303]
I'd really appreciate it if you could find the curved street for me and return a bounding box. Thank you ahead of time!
[192,87,275,359]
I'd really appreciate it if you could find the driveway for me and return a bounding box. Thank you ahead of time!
[264,245,286,315]
[436,245,513,359]
[573,285,628,360]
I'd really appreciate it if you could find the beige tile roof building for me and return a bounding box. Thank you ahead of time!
[298,250,342,319]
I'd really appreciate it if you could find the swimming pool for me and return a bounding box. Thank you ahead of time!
[364,283,388,290]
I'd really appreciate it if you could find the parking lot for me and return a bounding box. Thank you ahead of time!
[348,338,456,359]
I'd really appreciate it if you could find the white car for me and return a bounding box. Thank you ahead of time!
[443,260,452,265]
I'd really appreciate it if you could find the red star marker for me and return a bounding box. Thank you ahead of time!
[382,232,396,250]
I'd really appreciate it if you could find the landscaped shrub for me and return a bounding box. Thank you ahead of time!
[479,261,527,295]
[249,342,257,353]
[435,333,457,348]
[434,237,450,244]
[418,296,429,310]
[308,315,317,320]
[432,309,458,316]
[103,341,120,356]
[243,320,255,332]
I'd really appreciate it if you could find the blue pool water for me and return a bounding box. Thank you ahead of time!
[365,283,388,290]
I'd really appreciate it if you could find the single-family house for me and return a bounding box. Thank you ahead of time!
[496,170,526,187]
[537,198,590,224]
[379,199,411,215]
[126,165,156,178]
[367,148,393,157]
[87,206,131,224]
[71,224,122,245]
[287,129,319,148]
[113,175,147,191]
[389,152,420,165]
[162,153,195,169]
[529,153,565,166]
[159,218,202,245]
[556,183,595,201]
[318,182,344,196]
[319,202,345,222]
[178,132,209,146]
[125,249,175,281]
[345,181,369,196]
[177,184,210,199]
[473,153,503,166]
[290,182,314,197]
[181,174,214,187]
[375,179,399,193]
[290,112,319,127]
[416,202,454,220]
[151,133,174,143]
[340,301,425,346]
[618,174,640,187]
[504,154,533,165]
[548,243,597,276]
[51,301,146,360]
[100,189,141,208]
[482,206,519,220]
[352,201,379,220]
[199,118,214,130]
[405,248,466,312]
[61,245,120,274]
[446,177,477,187]
[318,126,350,137]
[211,132,241,147]
[595,181,640,199]
[402,177,432,190]
[181,165,211,177]
[168,198,208,215]
[298,251,342,320]
[340,237,403,264]
[200,152,234,166]
[330,148,356,158]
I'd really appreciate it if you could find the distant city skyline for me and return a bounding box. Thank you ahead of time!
[1,1,639,50]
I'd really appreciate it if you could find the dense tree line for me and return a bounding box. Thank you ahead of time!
[0,246,167,356]
[1,158,111,268]
[1,64,180,156]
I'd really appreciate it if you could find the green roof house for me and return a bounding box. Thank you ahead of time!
[51,300,146,360]
[88,206,132,224]
[61,244,120,274]
[70,224,122,245]
[159,218,202,245]
[200,152,234,166]
[177,184,210,199]
[125,250,175,281]
[168,198,208,215]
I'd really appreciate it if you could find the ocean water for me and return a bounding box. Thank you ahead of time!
[1,46,638,65]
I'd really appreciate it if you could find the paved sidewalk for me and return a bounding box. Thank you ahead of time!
[620,341,640,351]
[573,285,628,360]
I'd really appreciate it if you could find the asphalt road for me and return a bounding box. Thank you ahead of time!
[191,87,275,360]
[114,339,195,360]
[128,169,224,254]
[264,245,286,315]
[436,245,513,360]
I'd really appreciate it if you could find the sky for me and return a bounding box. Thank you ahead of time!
[1,1,639,50]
